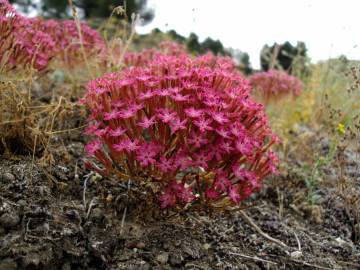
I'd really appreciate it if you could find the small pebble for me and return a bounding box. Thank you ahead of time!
[169,254,183,266]
[335,237,354,251]
[156,252,169,264]
[203,243,211,250]
[1,172,15,183]
[290,250,303,259]
[141,262,151,270]
[91,208,104,222]
[126,241,146,249]
[16,199,27,208]
[0,213,20,229]
[23,253,40,267]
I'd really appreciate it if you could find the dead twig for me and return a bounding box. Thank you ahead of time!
[290,259,339,270]
[293,230,301,251]
[228,251,277,265]
[120,179,131,235]
[86,197,98,220]
[184,263,207,270]
[82,171,93,209]
[239,210,289,249]
[337,260,360,268]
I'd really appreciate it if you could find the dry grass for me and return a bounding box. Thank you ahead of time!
[0,75,85,157]
[0,3,138,162]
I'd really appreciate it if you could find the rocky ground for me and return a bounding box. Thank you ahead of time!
[0,128,359,270]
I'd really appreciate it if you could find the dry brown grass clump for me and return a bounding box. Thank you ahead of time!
[0,76,85,158]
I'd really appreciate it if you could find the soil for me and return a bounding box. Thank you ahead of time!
[0,130,359,270]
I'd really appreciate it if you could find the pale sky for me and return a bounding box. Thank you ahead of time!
[137,0,360,68]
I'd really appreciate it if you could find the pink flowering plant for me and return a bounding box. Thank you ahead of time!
[123,41,188,68]
[30,18,105,66]
[0,0,55,71]
[0,0,104,71]
[194,52,236,72]
[249,69,303,103]
[123,41,236,72]
[82,49,279,210]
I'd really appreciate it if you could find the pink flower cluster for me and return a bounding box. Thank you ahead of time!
[0,0,55,70]
[124,41,236,72]
[123,41,188,67]
[30,18,105,65]
[0,0,104,71]
[249,70,303,103]
[194,52,236,72]
[82,49,279,209]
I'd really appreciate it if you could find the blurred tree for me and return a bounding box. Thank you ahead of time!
[201,37,228,56]
[10,0,154,23]
[186,32,201,54]
[167,30,186,43]
[260,41,308,75]
[186,33,230,56]
[9,0,37,14]
[228,48,252,75]
[134,28,253,73]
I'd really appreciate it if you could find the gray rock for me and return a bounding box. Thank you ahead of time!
[169,253,183,266]
[11,165,25,180]
[16,199,27,211]
[91,208,104,222]
[0,213,20,229]
[156,252,169,264]
[118,254,131,262]
[140,261,151,270]
[23,253,41,267]
[0,258,17,270]
[1,172,15,183]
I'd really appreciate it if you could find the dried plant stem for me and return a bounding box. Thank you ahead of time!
[68,0,95,79]
[120,179,131,235]
[239,210,289,249]
[116,13,139,68]
[289,259,337,270]
[45,124,87,135]
[43,96,63,155]
[293,230,301,251]
[30,134,38,185]
[86,197,97,219]
[228,251,277,265]
[82,172,92,209]
[102,6,126,42]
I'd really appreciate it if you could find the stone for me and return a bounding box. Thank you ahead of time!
[140,261,151,270]
[290,251,303,259]
[0,213,20,229]
[156,252,169,264]
[16,199,27,208]
[1,172,15,183]
[23,253,41,267]
[169,253,183,266]
[91,208,104,222]
[335,237,354,251]
[203,243,211,250]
